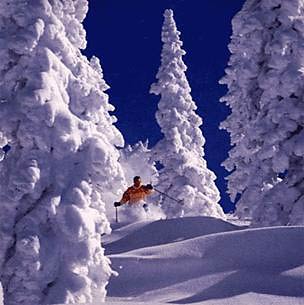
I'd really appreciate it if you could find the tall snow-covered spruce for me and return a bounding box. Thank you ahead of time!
[0,0,126,304]
[220,0,304,226]
[150,9,225,219]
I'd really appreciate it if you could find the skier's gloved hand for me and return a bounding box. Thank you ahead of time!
[145,184,153,190]
[114,202,121,207]
[143,203,148,211]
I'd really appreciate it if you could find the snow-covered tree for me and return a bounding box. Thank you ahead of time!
[0,1,126,304]
[150,9,225,219]
[220,0,304,226]
[120,140,158,186]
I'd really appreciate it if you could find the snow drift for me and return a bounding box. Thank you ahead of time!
[3,216,302,305]
[105,216,304,305]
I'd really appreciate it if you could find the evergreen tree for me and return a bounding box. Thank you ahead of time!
[150,9,225,219]
[220,0,304,225]
[0,0,125,304]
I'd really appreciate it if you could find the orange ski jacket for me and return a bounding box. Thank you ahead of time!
[120,185,153,205]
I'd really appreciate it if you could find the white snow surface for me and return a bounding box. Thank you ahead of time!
[48,216,304,305]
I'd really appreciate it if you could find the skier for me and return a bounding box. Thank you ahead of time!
[114,176,153,208]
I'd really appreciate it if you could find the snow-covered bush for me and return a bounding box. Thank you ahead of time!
[150,9,225,219]
[120,141,158,186]
[0,0,126,304]
[220,0,304,225]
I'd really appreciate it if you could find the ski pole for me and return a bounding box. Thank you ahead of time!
[154,188,183,204]
[115,206,118,223]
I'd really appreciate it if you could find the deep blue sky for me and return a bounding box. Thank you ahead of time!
[83,1,246,213]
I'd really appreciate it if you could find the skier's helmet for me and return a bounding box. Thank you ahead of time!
[133,176,141,182]
[133,176,141,187]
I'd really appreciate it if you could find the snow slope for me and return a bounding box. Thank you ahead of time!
[3,216,302,305]
[103,216,245,255]
[105,216,304,305]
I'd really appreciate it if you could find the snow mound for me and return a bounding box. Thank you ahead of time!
[105,216,304,305]
[104,216,245,255]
